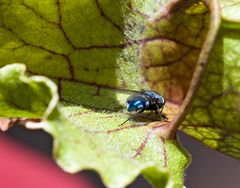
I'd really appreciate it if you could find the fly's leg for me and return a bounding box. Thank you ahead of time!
[155,103,160,114]
[118,107,145,126]
[155,105,166,121]
[159,106,164,113]
[160,106,168,121]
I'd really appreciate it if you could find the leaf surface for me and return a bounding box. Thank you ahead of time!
[1,0,238,187]
[139,0,240,160]
[45,106,190,188]
[182,2,240,159]
[0,0,191,187]
[0,64,58,118]
[0,63,58,129]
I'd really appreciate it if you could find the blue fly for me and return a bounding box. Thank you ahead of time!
[119,91,165,126]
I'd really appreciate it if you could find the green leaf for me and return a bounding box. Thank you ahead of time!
[182,16,240,159]
[0,64,189,188]
[221,0,240,28]
[44,106,189,188]
[0,0,192,187]
[139,0,240,160]
[0,63,58,118]
[3,0,238,187]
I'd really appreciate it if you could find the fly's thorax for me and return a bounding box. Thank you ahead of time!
[144,91,165,105]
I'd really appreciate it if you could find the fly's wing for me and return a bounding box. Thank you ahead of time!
[143,91,160,98]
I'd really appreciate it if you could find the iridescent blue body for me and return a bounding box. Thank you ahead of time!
[118,91,165,126]
[127,91,165,113]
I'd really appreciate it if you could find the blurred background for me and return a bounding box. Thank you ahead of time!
[1,127,240,188]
